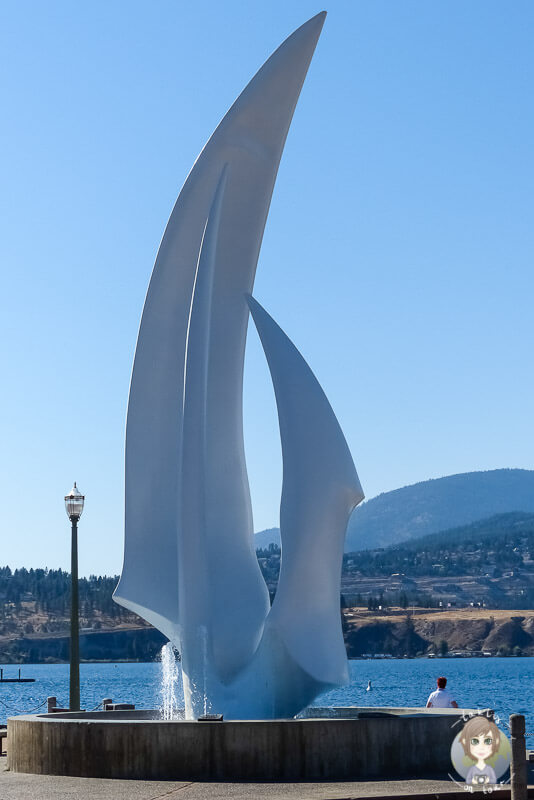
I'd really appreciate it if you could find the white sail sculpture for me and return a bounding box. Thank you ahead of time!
[114,11,364,719]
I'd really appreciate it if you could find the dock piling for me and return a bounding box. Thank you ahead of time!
[510,713,527,800]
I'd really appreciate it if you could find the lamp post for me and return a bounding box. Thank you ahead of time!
[65,482,84,711]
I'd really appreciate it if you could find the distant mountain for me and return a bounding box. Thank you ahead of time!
[254,528,281,550]
[347,469,534,551]
[254,469,534,552]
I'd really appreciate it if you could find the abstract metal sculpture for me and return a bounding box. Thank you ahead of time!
[114,11,364,719]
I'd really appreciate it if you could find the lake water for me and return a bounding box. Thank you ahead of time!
[1,657,533,734]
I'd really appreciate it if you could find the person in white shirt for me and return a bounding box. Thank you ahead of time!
[426,676,458,708]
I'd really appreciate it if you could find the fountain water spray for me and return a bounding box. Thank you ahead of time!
[160,642,183,720]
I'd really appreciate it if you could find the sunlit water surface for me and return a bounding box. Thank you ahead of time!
[1,657,532,733]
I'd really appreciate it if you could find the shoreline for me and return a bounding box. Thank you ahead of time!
[0,653,532,667]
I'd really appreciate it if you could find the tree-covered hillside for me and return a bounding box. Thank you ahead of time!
[346,512,534,576]
[258,513,534,610]
[2,508,534,646]
[0,568,137,631]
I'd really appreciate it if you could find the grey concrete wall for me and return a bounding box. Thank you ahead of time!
[8,710,467,780]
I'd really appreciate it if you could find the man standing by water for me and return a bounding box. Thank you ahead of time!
[426,676,458,708]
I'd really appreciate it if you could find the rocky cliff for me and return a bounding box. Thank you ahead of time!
[344,609,534,657]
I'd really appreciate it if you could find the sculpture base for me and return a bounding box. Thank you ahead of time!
[8,707,475,780]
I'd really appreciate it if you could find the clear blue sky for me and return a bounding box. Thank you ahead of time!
[1,1,532,577]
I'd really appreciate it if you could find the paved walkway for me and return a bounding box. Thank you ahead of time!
[2,757,534,800]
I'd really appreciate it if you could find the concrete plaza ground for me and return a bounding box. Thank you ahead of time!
[2,756,534,800]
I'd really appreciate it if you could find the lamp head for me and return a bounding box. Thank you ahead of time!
[65,482,84,521]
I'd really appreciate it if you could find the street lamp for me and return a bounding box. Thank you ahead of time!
[65,482,84,711]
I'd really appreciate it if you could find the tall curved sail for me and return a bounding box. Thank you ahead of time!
[114,14,326,673]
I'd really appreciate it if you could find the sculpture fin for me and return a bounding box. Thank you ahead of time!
[247,295,364,687]
[179,165,269,683]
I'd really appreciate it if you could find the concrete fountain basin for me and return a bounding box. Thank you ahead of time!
[7,707,477,780]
